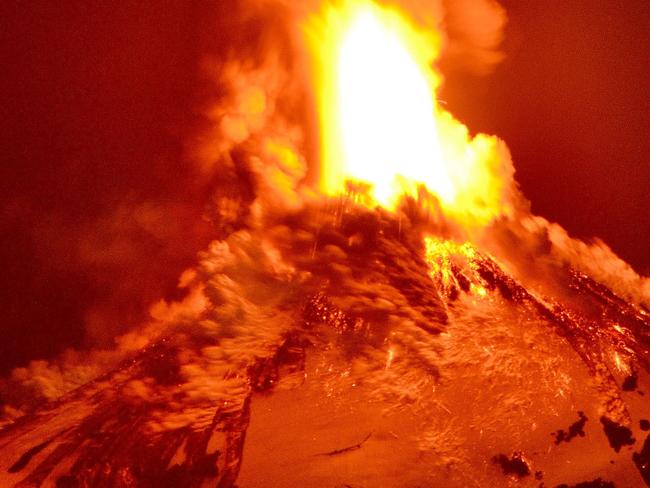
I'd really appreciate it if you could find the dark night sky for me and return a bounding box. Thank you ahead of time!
[0,1,648,374]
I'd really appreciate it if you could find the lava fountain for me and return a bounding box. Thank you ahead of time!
[305,0,515,225]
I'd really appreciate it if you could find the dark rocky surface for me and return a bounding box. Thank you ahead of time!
[492,451,531,477]
[555,478,616,488]
[633,434,650,486]
[553,411,588,445]
[600,416,635,453]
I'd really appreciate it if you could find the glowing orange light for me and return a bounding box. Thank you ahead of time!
[304,0,514,224]
[424,236,490,298]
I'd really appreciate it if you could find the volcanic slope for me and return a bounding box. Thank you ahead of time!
[0,202,649,487]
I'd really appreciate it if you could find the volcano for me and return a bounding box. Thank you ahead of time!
[1,0,649,487]
[0,202,648,487]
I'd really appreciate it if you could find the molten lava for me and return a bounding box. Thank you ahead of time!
[305,0,514,224]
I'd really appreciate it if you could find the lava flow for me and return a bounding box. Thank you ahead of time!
[0,1,649,487]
